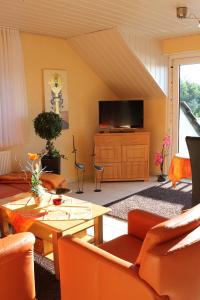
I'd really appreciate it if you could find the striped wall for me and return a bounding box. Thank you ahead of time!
[69,28,168,98]
[120,28,168,95]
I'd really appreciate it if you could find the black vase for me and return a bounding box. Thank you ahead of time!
[157,174,167,182]
[41,156,61,174]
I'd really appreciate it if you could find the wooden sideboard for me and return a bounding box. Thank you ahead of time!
[94,131,150,181]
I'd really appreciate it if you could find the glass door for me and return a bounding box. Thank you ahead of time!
[172,57,200,156]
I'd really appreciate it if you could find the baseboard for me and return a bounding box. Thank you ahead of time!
[66,174,93,184]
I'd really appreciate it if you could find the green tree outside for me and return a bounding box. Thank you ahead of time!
[180,80,200,117]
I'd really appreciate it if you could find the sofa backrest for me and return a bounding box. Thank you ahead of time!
[137,204,200,300]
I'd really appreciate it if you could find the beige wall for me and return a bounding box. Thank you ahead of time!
[12,33,117,181]
[162,34,200,54]
[144,96,167,174]
[6,32,167,181]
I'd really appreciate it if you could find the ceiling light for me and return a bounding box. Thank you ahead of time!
[177,6,200,28]
[177,7,188,19]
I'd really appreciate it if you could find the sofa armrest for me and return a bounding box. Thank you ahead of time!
[58,235,167,300]
[139,227,200,300]
[0,232,36,300]
[128,210,167,240]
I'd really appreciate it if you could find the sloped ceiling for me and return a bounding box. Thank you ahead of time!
[69,28,166,98]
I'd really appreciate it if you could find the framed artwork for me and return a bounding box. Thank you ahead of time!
[43,69,69,129]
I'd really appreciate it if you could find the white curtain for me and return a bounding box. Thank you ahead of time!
[0,28,27,147]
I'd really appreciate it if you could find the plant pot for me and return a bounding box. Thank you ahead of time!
[157,174,167,182]
[41,156,61,174]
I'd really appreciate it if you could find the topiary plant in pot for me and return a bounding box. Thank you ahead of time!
[33,111,63,174]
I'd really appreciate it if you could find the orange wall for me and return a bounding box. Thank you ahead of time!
[144,96,166,174]
[162,34,200,54]
[12,33,117,181]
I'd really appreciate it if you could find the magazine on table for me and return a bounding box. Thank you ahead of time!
[41,205,92,221]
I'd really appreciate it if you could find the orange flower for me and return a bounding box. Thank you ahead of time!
[28,153,39,161]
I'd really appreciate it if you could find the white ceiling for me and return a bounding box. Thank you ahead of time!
[1,0,200,40]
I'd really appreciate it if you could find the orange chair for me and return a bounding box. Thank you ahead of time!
[58,206,200,300]
[0,232,36,300]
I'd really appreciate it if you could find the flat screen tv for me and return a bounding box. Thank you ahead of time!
[99,100,144,129]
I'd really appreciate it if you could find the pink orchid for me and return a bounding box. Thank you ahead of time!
[163,135,171,147]
[154,152,163,166]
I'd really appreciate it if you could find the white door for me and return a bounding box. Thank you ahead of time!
[171,57,200,156]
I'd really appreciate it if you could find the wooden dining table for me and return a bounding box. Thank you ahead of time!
[168,153,192,187]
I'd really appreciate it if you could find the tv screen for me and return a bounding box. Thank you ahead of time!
[99,100,144,129]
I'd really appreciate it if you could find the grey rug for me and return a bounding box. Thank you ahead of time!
[34,253,60,300]
[106,181,192,220]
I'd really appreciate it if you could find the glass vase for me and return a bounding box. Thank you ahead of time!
[33,195,44,207]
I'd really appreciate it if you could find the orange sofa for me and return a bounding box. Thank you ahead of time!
[0,172,67,199]
[0,232,36,300]
[58,206,200,300]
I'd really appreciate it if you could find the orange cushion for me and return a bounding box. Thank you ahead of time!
[99,234,143,264]
[0,183,30,199]
[0,172,67,191]
[128,209,167,240]
[136,204,200,265]
[41,172,67,190]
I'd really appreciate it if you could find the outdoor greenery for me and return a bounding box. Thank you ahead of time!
[180,80,200,117]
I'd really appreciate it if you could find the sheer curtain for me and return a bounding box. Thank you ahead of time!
[0,27,27,147]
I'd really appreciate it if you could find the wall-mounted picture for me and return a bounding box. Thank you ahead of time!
[43,69,69,129]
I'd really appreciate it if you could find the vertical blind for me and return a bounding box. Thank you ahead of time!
[0,28,27,147]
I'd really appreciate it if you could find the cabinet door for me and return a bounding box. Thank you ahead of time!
[122,145,148,162]
[95,146,121,163]
[97,163,121,180]
[122,162,148,180]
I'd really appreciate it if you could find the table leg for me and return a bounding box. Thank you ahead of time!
[52,230,63,280]
[94,215,103,245]
[0,208,10,237]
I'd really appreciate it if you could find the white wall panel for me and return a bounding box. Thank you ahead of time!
[120,28,168,95]
[69,28,165,99]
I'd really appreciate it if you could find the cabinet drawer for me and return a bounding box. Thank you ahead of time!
[95,146,121,162]
[122,145,148,162]
[96,163,121,180]
[95,135,122,146]
[121,133,149,145]
[122,162,148,180]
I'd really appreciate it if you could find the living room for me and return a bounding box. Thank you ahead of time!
[0,1,200,300]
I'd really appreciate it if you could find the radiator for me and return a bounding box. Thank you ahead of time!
[0,151,12,175]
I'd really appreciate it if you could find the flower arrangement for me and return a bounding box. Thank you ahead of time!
[27,153,45,197]
[154,135,171,182]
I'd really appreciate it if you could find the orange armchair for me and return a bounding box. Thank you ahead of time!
[58,206,200,300]
[0,232,36,300]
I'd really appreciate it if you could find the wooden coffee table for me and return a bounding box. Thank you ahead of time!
[0,192,110,279]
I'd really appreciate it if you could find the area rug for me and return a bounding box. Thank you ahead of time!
[106,181,192,220]
[34,253,60,300]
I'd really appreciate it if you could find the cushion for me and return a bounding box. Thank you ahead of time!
[136,204,200,265]
[0,183,29,200]
[41,172,67,190]
[99,234,143,264]
[0,172,67,191]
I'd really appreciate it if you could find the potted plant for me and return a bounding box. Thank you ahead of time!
[33,111,64,174]
[154,135,171,182]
